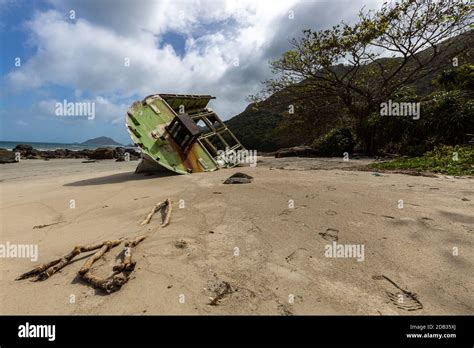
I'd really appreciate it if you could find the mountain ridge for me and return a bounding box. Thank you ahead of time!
[226,31,474,152]
[80,136,122,146]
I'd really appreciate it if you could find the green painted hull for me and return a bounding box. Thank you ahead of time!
[126,94,244,174]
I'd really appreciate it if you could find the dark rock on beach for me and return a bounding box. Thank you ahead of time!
[12,144,33,153]
[2,144,140,161]
[72,149,93,158]
[113,147,141,161]
[0,149,19,163]
[273,146,320,158]
[223,172,253,184]
[87,146,141,161]
[88,147,115,159]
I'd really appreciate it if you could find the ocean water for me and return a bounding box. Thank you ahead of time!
[0,141,133,151]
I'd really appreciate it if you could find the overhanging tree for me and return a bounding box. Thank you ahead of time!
[255,0,473,154]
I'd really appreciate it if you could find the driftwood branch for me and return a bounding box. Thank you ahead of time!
[113,235,147,273]
[16,241,115,281]
[161,198,172,227]
[17,197,173,294]
[140,205,159,225]
[78,240,122,275]
[15,258,62,281]
[140,199,172,227]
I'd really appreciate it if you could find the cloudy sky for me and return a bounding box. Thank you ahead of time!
[0,0,382,144]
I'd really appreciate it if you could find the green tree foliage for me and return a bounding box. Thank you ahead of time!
[312,127,355,156]
[252,0,472,154]
[370,145,474,175]
[434,64,474,90]
[225,108,282,152]
[370,64,473,155]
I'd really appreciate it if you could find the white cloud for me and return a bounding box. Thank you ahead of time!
[6,0,381,119]
[35,96,128,123]
[15,119,28,126]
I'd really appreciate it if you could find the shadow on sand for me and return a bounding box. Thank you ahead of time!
[439,210,474,224]
[63,171,178,187]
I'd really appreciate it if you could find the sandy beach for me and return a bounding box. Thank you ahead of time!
[0,157,472,315]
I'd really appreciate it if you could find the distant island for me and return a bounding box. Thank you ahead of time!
[80,136,122,146]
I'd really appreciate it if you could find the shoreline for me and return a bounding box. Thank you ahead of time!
[0,140,135,151]
[0,144,141,162]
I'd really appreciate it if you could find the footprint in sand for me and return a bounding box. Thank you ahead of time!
[276,301,293,316]
[381,215,395,219]
[372,275,423,312]
[174,240,188,249]
[319,228,339,242]
[33,221,65,229]
[285,248,309,263]
[279,209,292,216]
[325,210,337,216]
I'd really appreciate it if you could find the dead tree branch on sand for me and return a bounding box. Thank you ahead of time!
[17,198,172,294]
[140,198,172,227]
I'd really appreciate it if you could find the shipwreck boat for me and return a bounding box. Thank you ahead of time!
[126,93,245,174]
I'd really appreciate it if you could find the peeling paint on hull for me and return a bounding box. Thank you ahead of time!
[126,94,245,174]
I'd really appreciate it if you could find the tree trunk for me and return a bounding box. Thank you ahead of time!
[352,107,375,155]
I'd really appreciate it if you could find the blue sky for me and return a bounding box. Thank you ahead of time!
[0,0,380,144]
